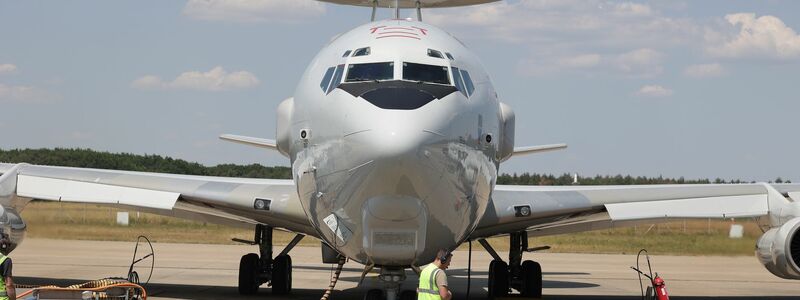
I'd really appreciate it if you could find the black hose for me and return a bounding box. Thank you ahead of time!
[466,239,472,300]
[128,235,155,286]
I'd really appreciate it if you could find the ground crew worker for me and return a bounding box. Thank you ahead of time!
[0,236,16,300]
[418,249,452,300]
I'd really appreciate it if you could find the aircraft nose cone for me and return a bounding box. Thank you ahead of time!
[369,126,429,160]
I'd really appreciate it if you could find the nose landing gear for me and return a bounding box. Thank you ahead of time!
[235,224,304,295]
[481,231,544,299]
[363,267,418,300]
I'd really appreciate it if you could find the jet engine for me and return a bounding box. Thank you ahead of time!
[756,217,800,279]
[0,205,26,254]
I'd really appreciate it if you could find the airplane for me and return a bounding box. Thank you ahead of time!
[2,1,800,299]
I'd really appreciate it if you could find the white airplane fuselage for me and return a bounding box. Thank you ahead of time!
[281,19,501,267]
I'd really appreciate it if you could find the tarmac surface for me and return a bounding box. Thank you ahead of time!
[11,239,800,299]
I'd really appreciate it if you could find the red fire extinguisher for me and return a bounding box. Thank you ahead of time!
[652,275,670,300]
[631,249,670,300]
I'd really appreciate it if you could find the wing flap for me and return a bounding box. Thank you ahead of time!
[605,194,768,221]
[17,175,179,210]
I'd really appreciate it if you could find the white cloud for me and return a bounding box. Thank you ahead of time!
[132,66,260,92]
[613,3,653,17]
[558,54,602,69]
[635,85,673,97]
[426,1,699,77]
[684,63,725,78]
[614,48,664,77]
[707,13,800,60]
[426,1,700,46]
[520,48,662,77]
[0,83,56,103]
[183,0,326,23]
[0,64,17,74]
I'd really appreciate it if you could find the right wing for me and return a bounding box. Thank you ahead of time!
[0,163,316,236]
[472,182,800,239]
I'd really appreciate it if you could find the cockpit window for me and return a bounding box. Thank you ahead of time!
[403,62,450,85]
[353,47,371,57]
[342,50,352,57]
[345,62,394,82]
[327,64,345,94]
[461,70,475,96]
[451,67,467,97]
[320,66,335,92]
[445,52,455,60]
[427,49,444,59]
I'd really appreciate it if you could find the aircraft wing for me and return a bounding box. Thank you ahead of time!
[471,183,800,239]
[0,163,316,236]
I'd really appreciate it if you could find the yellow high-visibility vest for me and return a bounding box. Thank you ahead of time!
[417,264,442,300]
[0,254,8,300]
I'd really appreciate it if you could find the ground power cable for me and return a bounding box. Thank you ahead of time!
[320,255,347,300]
[466,239,472,300]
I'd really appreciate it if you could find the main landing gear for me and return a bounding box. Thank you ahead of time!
[236,224,305,295]
[481,232,545,299]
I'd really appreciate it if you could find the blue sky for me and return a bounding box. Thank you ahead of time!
[2,0,799,182]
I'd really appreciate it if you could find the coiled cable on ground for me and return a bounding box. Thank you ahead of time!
[15,278,147,299]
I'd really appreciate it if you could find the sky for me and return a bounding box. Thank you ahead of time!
[1,0,799,182]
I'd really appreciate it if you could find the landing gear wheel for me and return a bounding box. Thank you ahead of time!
[488,259,509,299]
[521,260,542,298]
[364,289,384,300]
[399,290,417,300]
[272,255,292,294]
[238,253,260,295]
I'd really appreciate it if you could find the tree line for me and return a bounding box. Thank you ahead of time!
[0,148,789,185]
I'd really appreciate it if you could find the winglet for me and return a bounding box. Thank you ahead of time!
[513,143,568,156]
[219,134,278,150]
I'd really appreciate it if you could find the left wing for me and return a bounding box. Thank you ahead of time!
[472,183,800,239]
[0,163,316,236]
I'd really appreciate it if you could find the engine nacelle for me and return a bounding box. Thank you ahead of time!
[276,97,295,157]
[497,102,515,162]
[756,217,800,279]
[0,206,26,255]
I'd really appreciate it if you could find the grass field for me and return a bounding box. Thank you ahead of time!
[21,201,762,256]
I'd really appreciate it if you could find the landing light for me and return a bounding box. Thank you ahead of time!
[254,198,272,211]
[515,205,531,217]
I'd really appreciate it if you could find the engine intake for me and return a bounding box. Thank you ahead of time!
[756,217,800,279]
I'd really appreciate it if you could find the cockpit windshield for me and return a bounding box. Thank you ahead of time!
[403,62,450,85]
[345,62,394,82]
